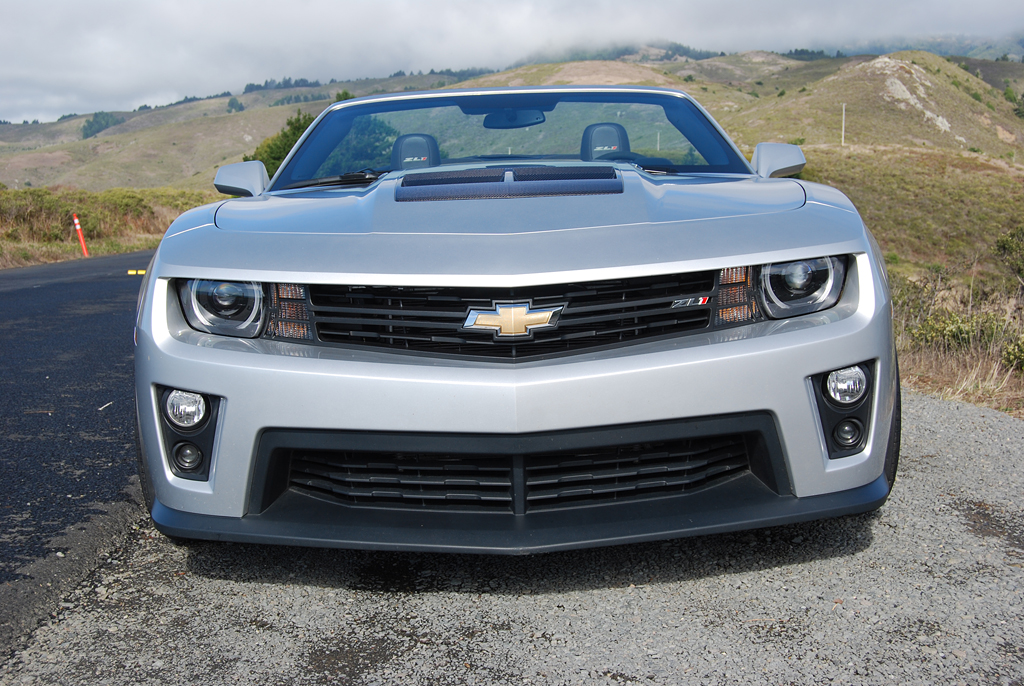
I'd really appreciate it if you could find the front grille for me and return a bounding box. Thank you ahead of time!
[299,271,716,359]
[287,433,750,513]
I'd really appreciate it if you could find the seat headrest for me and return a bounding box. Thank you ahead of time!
[580,123,631,161]
[391,134,441,170]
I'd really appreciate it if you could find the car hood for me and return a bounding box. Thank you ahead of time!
[159,175,866,286]
[213,171,806,236]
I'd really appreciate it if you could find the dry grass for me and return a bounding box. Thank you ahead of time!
[899,348,1024,417]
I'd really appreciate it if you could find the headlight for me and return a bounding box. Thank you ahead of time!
[178,279,265,338]
[759,256,846,319]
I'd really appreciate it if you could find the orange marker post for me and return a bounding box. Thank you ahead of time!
[72,213,89,257]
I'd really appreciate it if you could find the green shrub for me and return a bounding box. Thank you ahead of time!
[1001,335,1024,371]
[995,226,1024,282]
[0,186,216,244]
[911,310,1005,352]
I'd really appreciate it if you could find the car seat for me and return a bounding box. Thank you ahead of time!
[580,123,632,161]
[391,133,441,170]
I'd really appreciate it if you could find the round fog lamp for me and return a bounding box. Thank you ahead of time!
[833,419,863,448]
[826,366,867,405]
[165,390,206,429]
[173,443,203,471]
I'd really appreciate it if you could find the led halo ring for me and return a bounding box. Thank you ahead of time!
[758,256,847,319]
[177,279,265,338]
[762,258,835,310]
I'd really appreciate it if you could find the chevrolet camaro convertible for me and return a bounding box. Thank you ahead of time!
[134,86,899,554]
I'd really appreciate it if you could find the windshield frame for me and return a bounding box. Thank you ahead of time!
[266,86,754,193]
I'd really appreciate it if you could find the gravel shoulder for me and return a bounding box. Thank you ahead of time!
[2,390,1023,685]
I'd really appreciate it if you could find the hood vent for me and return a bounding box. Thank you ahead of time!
[396,165,622,202]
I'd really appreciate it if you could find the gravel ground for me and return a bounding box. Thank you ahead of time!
[1,389,1022,685]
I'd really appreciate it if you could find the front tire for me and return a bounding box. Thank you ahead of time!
[134,411,156,513]
[883,375,901,491]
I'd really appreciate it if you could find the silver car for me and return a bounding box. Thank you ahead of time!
[134,86,899,554]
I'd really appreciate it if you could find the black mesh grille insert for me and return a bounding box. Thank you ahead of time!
[291,452,513,511]
[286,433,749,513]
[303,271,715,360]
[524,436,748,510]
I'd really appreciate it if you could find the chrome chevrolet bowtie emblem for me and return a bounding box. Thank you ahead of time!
[463,302,563,338]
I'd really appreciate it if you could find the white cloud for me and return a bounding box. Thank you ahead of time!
[1,0,1022,121]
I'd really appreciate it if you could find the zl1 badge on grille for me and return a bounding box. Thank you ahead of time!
[464,303,563,338]
[671,297,709,308]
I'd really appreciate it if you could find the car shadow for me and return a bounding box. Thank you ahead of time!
[182,510,879,594]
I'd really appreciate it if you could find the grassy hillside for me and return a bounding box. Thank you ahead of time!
[0,72,448,192]
[712,51,1023,160]
[949,56,1024,92]
[800,145,1024,276]
[0,99,331,191]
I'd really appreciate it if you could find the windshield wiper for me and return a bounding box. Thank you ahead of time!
[281,169,388,190]
[632,162,678,175]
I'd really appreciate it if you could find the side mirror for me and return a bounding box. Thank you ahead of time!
[214,161,270,197]
[751,143,806,178]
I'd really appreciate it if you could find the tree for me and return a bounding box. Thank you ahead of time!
[82,111,125,139]
[242,109,316,177]
[227,97,245,113]
[335,90,354,102]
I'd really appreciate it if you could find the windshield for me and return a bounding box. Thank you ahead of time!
[271,91,750,190]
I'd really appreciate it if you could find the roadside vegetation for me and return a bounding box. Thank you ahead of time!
[0,186,217,268]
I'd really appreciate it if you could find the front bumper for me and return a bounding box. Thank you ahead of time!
[135,253,898,552]
[150,474,891,555]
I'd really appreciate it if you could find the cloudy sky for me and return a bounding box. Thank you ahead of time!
[2,0,1023,123]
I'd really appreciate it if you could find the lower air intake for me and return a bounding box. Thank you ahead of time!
[286,433,750,513]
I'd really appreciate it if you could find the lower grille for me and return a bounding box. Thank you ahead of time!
[524,436,749,510]
[291,452,513,511]
[287,434,750,513]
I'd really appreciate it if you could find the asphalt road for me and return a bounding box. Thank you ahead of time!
[0,251,154,652]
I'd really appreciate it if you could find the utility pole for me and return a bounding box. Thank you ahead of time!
[842,103,846,147]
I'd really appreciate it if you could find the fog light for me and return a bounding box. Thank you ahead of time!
[826,366,867,405]
[165,390,206,429]
[172,443,203,471]
[833,419,863,448]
